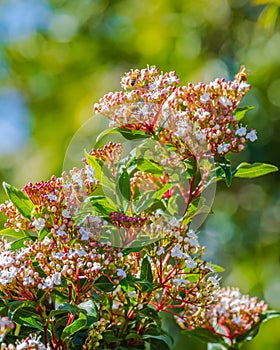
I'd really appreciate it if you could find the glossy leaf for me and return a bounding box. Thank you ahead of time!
[183,327,226,344]
[2,182,33,219]
[118,168,132,202]
[140,257,153,283]
[136,158,163,174]
[0,228,28,239]
[233,162,278,178]
[78,300,98,319]
[94,276,115,292]
[214,157,232,186]
[234,106,255,121]
[86,195,117,215]
[144,336,172,350]
[61,312,87,340]
[16,316,44,331]
[84,153,103,182]
[118,127,153,140]
[10,237,33,251]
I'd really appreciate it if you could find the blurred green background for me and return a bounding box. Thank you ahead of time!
[0,0,279,348]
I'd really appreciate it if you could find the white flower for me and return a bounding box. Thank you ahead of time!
[42,236,51,245]
[238,81,250,90]
[112,300,122,309]
[16,341,29,350]
[62,209,71,218]
[156,246,165,256]
[92,262,102,271]
[246,130,257,142]
[200,93,210,104]
[23,276,35,286]
[56,228,67,237]
[186,257,196,269]
[127,291,138,298]
[33,218,45,231]
[52,272,61,285]
[46,194,58,201]
[85,165,95,181]
[171,245,186,259]
[0,267,18,285]
[235,126,247,136]
[116,268,127,278]
[40,276,54,289]
[173,278,188,286]
[232,314,243,325]
[194,108,210,120]
[208,276,220,286]
[0,253,15,267]
[196,131,206,141]
[219,96,232,107]
[169,217,180,228]
[167,76,178,84]
[217,143,230,154]
[71,172,83,187]
[79,227,92,241]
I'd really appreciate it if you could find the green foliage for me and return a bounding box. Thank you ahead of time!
[232,162,278,178]
[2,182,34,220]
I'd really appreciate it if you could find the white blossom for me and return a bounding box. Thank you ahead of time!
[246,130,257,142]
[200,93,210,103]
[33,218,46,231]
[171,245,186,259]
[219,96,232,107]
[235,126,247,136]
[62,209,71,219]
[116,268,127,278]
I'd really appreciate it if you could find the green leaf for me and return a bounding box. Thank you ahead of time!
[61,312,87,340]
[10,237,33,251]
[183,327,225,344]
[86,195,117,215]
[84,153,103,182]
[214,157,232,186]
[233,162,278,178]
[118,128,153,140]
[17,316,44,331]
[125,276,155,291]
[136,159,163,174]
[0,228,28,239]
[118,168,132,202]
[57,303,79,315]
[234,106,255,121]
[140,257,153,283]
[206,263,225,273]
[122,246,144,256]
[2,182,33,219]
[94,276,115,292]
[78,300,98,320]
[145,336,172,350]
[102,330,121,343]
[49,309,69,318]
[95,127,122,145]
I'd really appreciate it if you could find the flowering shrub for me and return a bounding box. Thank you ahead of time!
[0,66,279,350]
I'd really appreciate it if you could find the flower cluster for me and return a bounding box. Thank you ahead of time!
[203,287,268,344]
[1,334,48,350]
[94,66,256,157]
